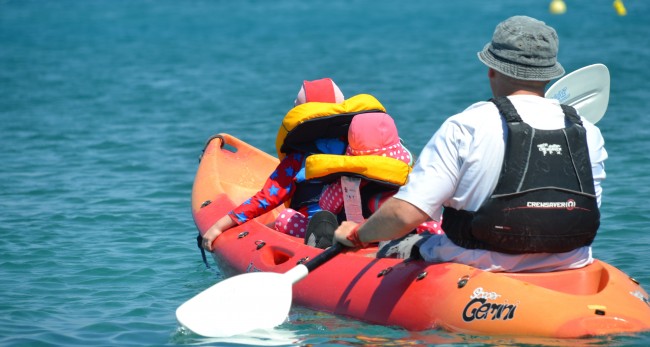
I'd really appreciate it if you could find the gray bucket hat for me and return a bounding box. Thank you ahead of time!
[478,15,565,81]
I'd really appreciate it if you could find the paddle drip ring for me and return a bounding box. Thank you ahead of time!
[296,256,310,265]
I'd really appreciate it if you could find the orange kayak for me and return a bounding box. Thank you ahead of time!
[192,133,650,338]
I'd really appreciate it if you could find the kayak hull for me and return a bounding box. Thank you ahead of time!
[192,133,650,338]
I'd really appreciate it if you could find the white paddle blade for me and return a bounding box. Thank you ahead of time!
[176,272,293,337]
[545,63,610,124]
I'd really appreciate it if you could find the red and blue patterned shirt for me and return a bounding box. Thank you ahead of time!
[228,152,306,225]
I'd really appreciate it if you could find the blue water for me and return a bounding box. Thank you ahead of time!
[2,0,650,346]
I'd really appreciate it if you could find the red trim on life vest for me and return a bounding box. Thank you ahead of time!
[303,78,336,103]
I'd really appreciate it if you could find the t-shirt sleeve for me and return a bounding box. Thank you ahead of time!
[393,120,463,221]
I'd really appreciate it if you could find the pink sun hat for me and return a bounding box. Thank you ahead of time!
[346,112,412,165]
[294,78,345,106]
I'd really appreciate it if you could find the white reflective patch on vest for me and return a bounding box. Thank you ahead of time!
[537,143,562,156]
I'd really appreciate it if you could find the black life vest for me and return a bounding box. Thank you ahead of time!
[290,179,325,212]
[441,97,600,254]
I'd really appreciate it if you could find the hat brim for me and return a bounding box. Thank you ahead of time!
[478,45,565,81]
[346,141,412,166]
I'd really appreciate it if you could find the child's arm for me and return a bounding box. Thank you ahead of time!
[229,152,304,224]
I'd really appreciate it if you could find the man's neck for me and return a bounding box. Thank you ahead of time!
[509,90,544,97]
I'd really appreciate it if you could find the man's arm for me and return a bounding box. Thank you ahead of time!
[334,197,430,247]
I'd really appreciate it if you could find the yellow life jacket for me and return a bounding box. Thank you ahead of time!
[305,154,412,188]
[275,94,386,159]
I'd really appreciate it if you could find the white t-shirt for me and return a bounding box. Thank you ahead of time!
[394,95,608,272]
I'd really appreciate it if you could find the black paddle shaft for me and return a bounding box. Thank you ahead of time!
[304,243,344,272]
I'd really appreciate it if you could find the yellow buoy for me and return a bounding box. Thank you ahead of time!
[613,0,627,16]
[549,0,567,15]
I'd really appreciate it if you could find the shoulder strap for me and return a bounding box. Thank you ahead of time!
[560,104,583,126]
[489,96,533,194]
[490,97,522,123]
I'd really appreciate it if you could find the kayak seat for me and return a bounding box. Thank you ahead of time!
[504,260,608,295]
